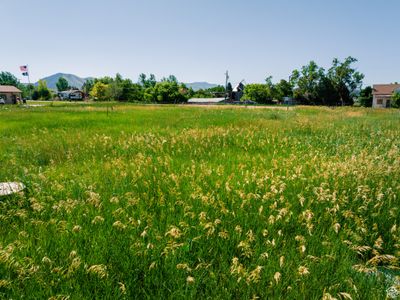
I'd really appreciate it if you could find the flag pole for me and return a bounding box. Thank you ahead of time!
[27,65,32,100]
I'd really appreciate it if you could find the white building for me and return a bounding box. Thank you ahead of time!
[58,90,84,101]
[372,84,400,108]
[187,97,226,104]
[0,85,22,104]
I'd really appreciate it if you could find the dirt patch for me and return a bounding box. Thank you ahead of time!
[345,111,364,117]
[181,104,294,110]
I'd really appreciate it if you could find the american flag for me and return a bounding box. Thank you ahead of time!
[20,65,28,72]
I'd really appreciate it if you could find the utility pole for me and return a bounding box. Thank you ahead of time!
[225,70,229,90]
[225,71,229,100]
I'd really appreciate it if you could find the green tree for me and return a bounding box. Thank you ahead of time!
[0,71,33,98]
[243,84,271,104]
[31,90,39,100]
[95,76,114,85]
[208,85,226,93]
[18,83,35,99]
[162,75,178,83]
[153,81,187,103]
[93,74,145,102]
[138,73,147,86]
[106,81,123,101]
[327,56,364,106]
[125,83,144,102]
[82,79,94,96]
[118,78,143,102]
[392,90,400,108]
[139,73,157,88]
[38,80,52,100]
[90,82,109,101]
[32,80,52,100]
[357,86,373,107]
[191,88,211,98]
[264,76,277,100]
[178,83,190,100]
[317,75,340,106]
[190,85,226,98]
[294,61,325,104]
[0,72,20,86]
[143,87,155,102]
[274,79,293,101]
[289,70,300,87]
[148,74,157,87]
[56,77,70,91]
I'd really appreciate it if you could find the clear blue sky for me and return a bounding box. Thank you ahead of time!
[1,0,399,86]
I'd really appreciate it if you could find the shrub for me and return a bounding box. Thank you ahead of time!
[392,91,400,108]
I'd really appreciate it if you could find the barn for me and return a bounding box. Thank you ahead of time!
[0,85,22,104]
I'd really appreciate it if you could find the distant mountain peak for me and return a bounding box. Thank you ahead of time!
[185,82,219,91]
[36,73,93,90]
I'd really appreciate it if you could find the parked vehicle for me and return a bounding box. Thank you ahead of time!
[58,90,84,101]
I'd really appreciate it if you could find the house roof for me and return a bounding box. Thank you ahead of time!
[0,85,22,93]
[188,97,226,104]
[373,84,400,95]
[233,82,245,92]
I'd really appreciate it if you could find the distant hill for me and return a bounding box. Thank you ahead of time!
[36,75,218,92]
[36,73,93,90]
[185,82,219,91]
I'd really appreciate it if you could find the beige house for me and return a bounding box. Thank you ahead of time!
[372,84,400,108]
[0,85,22,104]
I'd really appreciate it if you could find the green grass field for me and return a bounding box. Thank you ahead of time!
[0,104,399,299]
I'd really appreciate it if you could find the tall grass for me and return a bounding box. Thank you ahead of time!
[0,104,399,299]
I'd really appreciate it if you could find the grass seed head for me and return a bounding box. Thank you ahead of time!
[298,266,310,276]
[274,272,281,284]
[72,225,81,233]
[186,276,195,284]
[87,264,108,279]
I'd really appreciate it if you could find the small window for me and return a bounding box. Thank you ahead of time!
[377,99,383,105]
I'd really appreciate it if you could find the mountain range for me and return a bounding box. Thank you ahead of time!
[184,82,219,91]
[36,73,219,91]
[36,73,93,90]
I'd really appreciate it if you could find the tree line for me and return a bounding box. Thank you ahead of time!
[82,74,228,103]
[83,74,188,103]
[244,57,366,106]
[1,56,400,107]
[0,72,192,103]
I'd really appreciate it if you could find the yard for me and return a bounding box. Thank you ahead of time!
[0,104,399,299]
